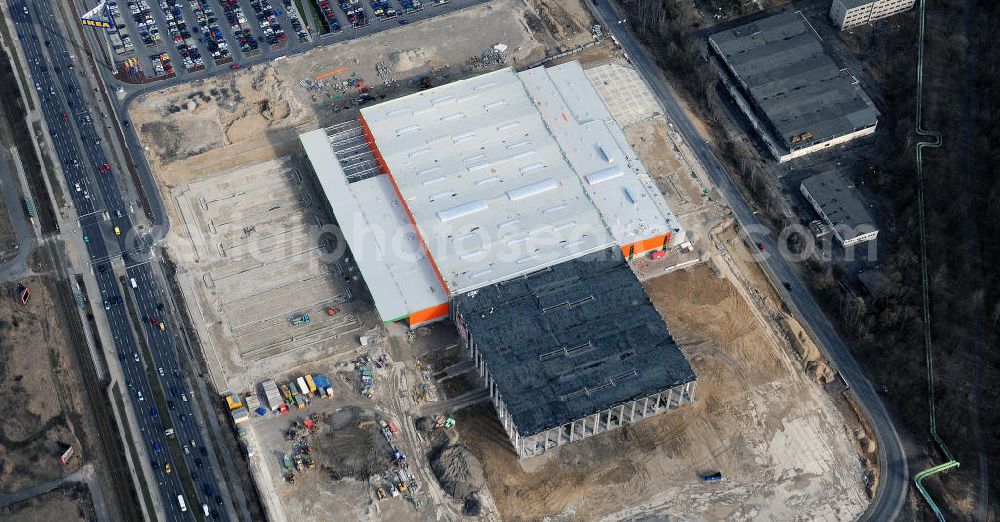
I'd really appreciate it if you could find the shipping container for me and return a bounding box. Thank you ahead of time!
[305,374,317,393]
[296,377,309,395]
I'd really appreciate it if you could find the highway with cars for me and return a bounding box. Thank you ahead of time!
[11,1,231,519]
[586,2,908,521]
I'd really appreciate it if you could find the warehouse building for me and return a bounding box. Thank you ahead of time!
[800,171,878,246]
[300,61,695,458]
[830,0,916,30]
[302,61,684,326]
[709,11,878,162]
[452,248,696,458]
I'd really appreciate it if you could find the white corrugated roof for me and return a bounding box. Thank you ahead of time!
[361,68,616,295]
[519,62,682,246]
[300,129,447,321]
[308,62,681,301]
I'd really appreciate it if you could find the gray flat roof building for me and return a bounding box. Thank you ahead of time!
[452,247,696,457]
[800,171,878,246]
[709,11,878,160]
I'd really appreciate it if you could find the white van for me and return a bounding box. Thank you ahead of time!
[202,504,210,516]
[177,495,187,512]
[130,278,137,289]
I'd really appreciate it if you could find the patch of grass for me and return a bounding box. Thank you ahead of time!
[0,185,16,263]
[0,9,35,112]
[31,120,65,209]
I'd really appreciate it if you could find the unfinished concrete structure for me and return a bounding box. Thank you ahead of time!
[452,248,696,458]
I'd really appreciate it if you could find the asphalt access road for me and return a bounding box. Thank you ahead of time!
[11,1,234,519]
[586,2,908,521]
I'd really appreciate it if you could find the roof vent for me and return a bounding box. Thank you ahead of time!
[437,200,488,222]
[506,179,558,201]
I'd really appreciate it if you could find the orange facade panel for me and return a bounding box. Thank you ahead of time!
[622,233,671,259]
[408,302,450,326]
[360,113,451,296]
[359,114,389,174]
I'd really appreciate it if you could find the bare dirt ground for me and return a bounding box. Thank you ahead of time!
[452,263,869,521]
[0,278,85,493]
[0,482,95,521]
[169,157,370,394]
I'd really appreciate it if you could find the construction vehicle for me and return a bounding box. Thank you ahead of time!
[290,314,310,325]
[376,486,386,500]
[280,384,294,402]
[433,415,455,429]
[359,368,373,386]
[283,454,294,470]
[397,482,409,494]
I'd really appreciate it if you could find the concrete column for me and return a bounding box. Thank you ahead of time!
[642,396,650,416]
[569,420,575,441]
[592,413,600,436]
[629,400,637,423]
[617,404,626,427]
[605,408,612,432]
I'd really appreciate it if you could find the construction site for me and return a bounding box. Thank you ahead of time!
[129,0,873,518]
[170,156,366,393]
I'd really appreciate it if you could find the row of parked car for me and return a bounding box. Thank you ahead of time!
[314,0,343,31]
[128,0,161,47]
[161,0,205,70]
[191,0,233,62]
[248,0,288,46]
[106,2,136,54]
[278,0,310,40]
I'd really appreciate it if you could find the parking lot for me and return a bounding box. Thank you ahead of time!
[108,0,311,81]
[170,157,375,392]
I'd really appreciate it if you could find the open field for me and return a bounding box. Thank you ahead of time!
[451,262,868,520]
[0,278,86,493]
[0,482,95,521]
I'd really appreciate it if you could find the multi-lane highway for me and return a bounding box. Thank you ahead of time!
[586,3,908,521]
[10,1,230,519]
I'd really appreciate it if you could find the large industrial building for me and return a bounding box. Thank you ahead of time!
[800,171,878,246]
[830,0,916,30]
[709,11,878,162]
[301,61,695,458]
